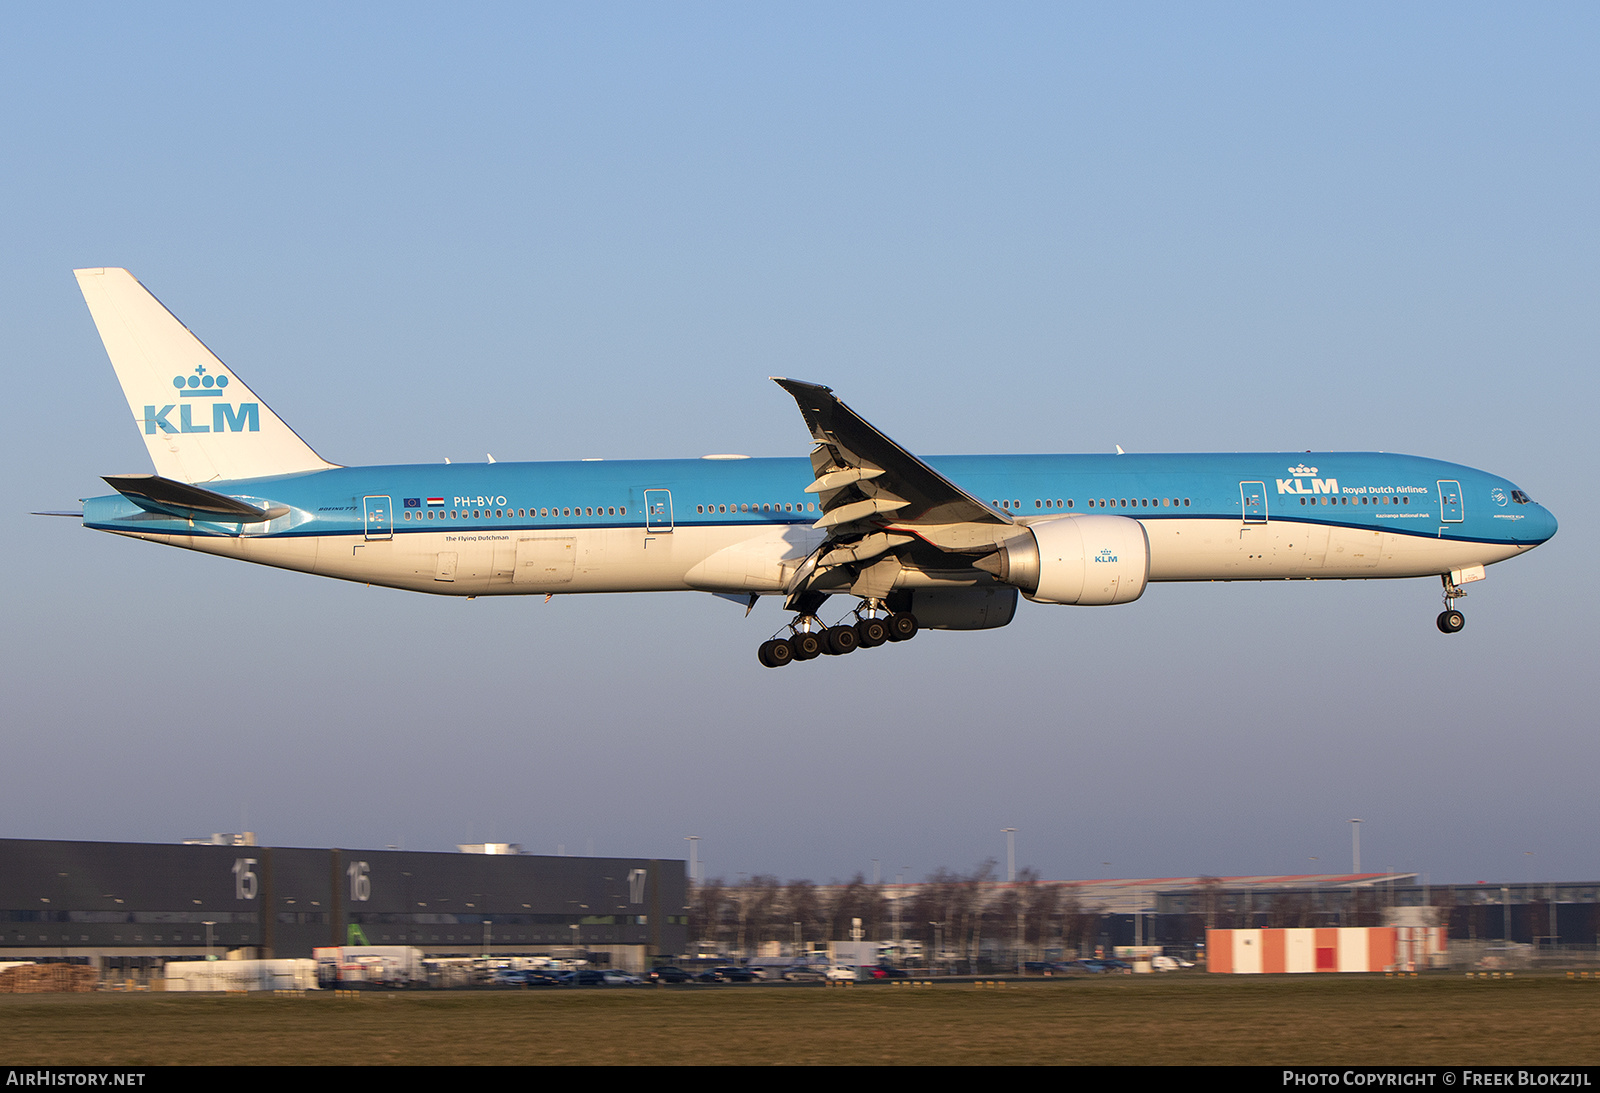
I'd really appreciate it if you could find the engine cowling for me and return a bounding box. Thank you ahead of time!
[984,514,1149,605]
[903,587,1018,630]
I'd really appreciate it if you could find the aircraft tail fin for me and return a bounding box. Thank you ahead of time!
[75,268,337,484]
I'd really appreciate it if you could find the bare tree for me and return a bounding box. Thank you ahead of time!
[689,877,727,953]
[1020,869,1060,955]
[737,874,782,954]
[783,879,824,953]
[902,861,995,973]
[827,873,886,942]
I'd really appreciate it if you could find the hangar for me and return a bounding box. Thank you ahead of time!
[0,838,688,977]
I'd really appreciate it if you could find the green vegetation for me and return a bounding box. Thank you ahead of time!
[2,975,1597,1066]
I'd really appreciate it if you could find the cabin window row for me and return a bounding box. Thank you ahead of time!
[402,506,629,521]
[695,503,817,514]
[1299,496,1409,506]
[999,498,1191,510]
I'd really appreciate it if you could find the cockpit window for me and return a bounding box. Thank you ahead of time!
[1511,490,1533,504]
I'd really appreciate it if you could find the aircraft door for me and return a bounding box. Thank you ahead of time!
[644,489,673,533]
[1437,480,1464,523]
[1239,481,1268,524]
[363,495,393,541]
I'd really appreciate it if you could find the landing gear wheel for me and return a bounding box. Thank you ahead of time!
[792,631,824,660]
[759,638,794,667]
[885,612,919,642]
[855,618,888,648]
[824,626,859,655]
[1436,610,1465,634]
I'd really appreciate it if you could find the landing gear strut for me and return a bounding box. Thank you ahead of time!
[757,599,919,668]
[1436,575,1466,634]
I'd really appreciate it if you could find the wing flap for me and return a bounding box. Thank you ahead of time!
[772,378,1018,607]
[772,378,1008,528]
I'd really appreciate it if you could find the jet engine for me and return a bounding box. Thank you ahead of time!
[977,514,1149,605]
[900,587,1019,630]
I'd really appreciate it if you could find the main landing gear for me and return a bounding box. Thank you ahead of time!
[757,601,919,668]
[1436,575,1466,634]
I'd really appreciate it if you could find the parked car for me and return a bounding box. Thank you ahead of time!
[781,965,827,982]
[648,966,696,984]
[697,966,762,983]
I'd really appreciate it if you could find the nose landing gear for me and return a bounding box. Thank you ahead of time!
[1436,575,1467,634]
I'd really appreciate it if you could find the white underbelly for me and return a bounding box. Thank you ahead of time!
[1145,518,1523,581]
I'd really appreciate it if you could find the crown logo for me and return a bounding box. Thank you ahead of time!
[1287,464,1317,476]
[172,365,230,397]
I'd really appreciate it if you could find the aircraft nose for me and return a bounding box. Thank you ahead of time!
[1539,505,1558,542]
[1525,504,1558,545]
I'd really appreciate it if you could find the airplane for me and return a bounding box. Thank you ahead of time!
[61,267,1557,667]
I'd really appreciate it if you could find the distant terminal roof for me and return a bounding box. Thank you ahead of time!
[815,874,1421,914]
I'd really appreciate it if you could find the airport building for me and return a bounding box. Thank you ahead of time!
[695,873,1600,972]
[0,838,689,977]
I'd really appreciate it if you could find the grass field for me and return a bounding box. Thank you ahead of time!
[2,974,1597,1066]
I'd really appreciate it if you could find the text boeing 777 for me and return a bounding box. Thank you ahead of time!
[67,268,1557,666]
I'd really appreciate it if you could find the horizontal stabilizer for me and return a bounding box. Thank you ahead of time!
[102,474,286,523]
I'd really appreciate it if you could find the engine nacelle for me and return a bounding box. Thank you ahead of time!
[984,514,1149,605]
[902,587,1018,630]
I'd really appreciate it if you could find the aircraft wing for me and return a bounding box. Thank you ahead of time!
[771,378,1016,604]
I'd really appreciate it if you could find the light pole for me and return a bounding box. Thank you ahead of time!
[568,901,587,968]
[1349,820,1362,874]
[890,888,900,950]
[685,836,700,886]
[1001,828,1018,971]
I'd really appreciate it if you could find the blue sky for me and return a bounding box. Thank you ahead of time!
[3,3,1595,887]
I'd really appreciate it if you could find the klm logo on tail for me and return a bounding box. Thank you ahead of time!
[144,367,259,434]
